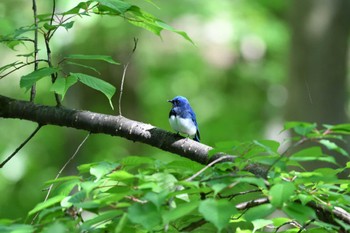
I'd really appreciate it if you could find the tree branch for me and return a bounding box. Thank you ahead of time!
[0,94,214,165]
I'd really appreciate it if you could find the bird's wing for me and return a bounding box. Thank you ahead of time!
[187,110,200,141]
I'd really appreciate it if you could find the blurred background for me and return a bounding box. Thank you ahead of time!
[0,0,349,219]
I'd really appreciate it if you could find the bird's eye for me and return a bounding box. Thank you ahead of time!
[175,100,179,105]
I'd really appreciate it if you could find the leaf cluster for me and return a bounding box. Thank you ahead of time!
[0,0,192,109]
[1,123,349,232]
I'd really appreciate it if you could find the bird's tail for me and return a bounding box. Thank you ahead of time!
[193,131,200,142]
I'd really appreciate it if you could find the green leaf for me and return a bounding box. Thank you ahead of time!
[252,219,273,233]
[90,161,120,181]
[166,159,205,174]
[36,13,52,22]
[139,173,177,193]
[319,139,348,157]
[0,61,23,73]
[289,146,337,164]
[235,177,267,189]
[43,23,57,30]
[162,201,199,223]
[326,123,350,135]
[155,20,194,44]
[80,210,122,231]
[127,202,162,230]
[115,213,128,233]
[121,155,154,166]
[43,21,75,31]
[244,204,275,221]
[2,40,24,50]
[297,194,314,205]
[209,140,238,157]
[0,224,34,233]
[63,1,93,15]
[92,0,193,44]
[28,195,66,216]
[50,76,78,100]
[65,61,101,74]
[95,0,132,14]
[62,21,75,30]
[142,0,160,9]
[42,222,67,233]
[306,228,337,233]
[144,192,168,210]
[269,182,295,208]
[282,202,316,223]
[271,217,292,227]
[284,122,317,136]
[127,6,194,44]
[16,52,34,58]
[1,25,36,50]
[77,162,99,174]
[68,190,86,204]
[108,170,135,181]
[198,199,237,231]
[74,200,101,209]
[37,206,65,222]
[334,218,350,231]
[20,67,59,91]
[253,140,280,154]
[65,54,119,65]
[80,181,100,194]
[291,147,322,158]
[70,72,116,109]
[292,168,339,184]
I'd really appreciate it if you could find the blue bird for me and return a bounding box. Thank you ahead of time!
[168,96,200,142]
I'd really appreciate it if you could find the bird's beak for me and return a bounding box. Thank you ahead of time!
[167,100,173,103]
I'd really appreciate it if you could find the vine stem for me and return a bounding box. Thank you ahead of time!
[0,125,42,168]
[30,0,39,102]
[31,133,90,224]
[0,60,48,79]
[185,155,233,182]
[118,38,138,116]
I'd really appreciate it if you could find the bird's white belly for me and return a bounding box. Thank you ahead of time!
[169,115,197,137]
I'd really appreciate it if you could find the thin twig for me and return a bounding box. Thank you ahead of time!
[180,218,207,232]
[31,0,39,102]
[275,221,303,233]
[44,34,61,106]
[221,189,262,201]
[185,155,233,182]
[297,219,315,233]
[42,0,61,106]
[0,60,48,79]
[118,38,138,116]
[31,132,90,224]
[0,125,42,168]
[267,137,308,173]
[0,38,35,43]
[49,0,56,30]
[235,197,269,210]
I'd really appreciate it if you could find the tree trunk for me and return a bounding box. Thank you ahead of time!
[287,0,350,124]
[287,0,350,170]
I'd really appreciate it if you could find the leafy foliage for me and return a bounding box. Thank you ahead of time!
[0,0,192,108]
[1,123,349,232]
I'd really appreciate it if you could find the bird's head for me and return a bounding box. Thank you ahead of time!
[168,96,189,107]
